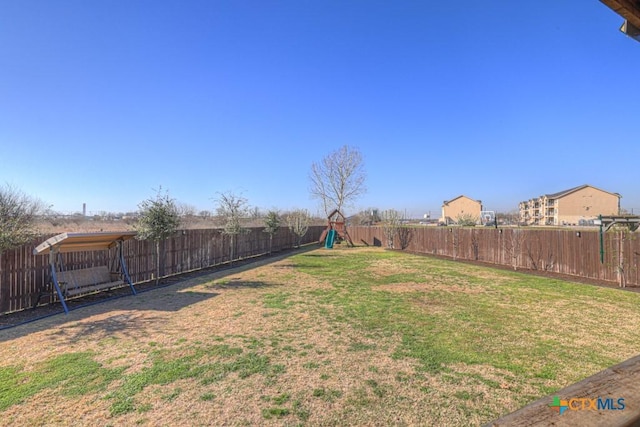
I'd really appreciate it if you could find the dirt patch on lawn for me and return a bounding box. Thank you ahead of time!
[367,258,421,277]
[375,282,484,294]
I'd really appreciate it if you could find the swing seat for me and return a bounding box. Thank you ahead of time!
[57,266,125,297]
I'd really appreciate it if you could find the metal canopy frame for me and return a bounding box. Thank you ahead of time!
[595,215,640,264]
[33,232,138,314]
[596,215,640,233]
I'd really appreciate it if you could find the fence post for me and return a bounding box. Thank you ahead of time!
[0,251,10,313]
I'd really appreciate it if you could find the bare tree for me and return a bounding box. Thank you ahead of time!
[263,210,281,255]
[215,191,250,263]
[177,203,198,228]
[286,209,310,248]
[470,229,479,260]
[250,206,261,220]
[135,188,181,284]
[0,185,45,302]
[451,227,460,260]
[0,184,45,257]
[199,210,213,220]
[503,228,526,270]
[612,228,632,288]
[397,225,413,250]
[525,233,555,271]
[381,209,401,249]
[310,145,366,216]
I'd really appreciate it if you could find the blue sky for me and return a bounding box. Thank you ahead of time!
[2,1,639,217]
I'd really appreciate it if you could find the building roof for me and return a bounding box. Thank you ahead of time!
[442,195,482,206]
[33,231,137,255]
[600,0,640,41]
[544,184,621,200]
[601,0,640,29]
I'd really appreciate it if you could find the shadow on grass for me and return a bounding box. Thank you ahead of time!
[51,311,169,343]
[0,285,222,344]
[299,253,339,258]
[205,280,277,290]
[0,244,320,341]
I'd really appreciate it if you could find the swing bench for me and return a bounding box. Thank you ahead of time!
[33,231,138,314]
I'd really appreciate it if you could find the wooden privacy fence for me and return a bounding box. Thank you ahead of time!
[349,226,640,287]
[0,226,324,314]
[4,225,638,314]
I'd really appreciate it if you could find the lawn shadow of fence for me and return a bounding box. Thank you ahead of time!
[0,244,318,342]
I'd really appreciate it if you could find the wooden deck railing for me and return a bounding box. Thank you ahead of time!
[486,354,640,426]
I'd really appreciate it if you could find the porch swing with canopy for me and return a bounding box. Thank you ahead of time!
[33,231,138,314]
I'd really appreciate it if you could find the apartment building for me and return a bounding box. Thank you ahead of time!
[519,184,621,226]
[441,195,482,225]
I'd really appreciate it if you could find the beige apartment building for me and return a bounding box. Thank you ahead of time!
[441,195,482,225]
[519,184,621,226]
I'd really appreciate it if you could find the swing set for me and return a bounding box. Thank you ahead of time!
[318,209,354,248]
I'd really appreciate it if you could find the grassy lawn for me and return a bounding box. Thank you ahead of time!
[1,246,640,426]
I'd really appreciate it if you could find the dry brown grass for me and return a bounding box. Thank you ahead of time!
[2,247,640,426]
[367,258,421,277]
[375,282,484,294]
[0,256,387,426]
[0,253,457,426]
